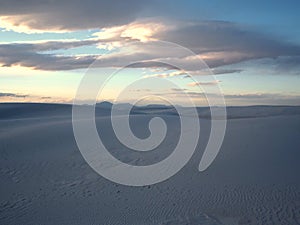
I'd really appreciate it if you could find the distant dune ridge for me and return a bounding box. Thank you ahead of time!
[1,102,300,120]
[0,103,300,224]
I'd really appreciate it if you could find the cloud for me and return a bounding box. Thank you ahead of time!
[0,92,28,98]
[93,20,169,42]
[0,0,152,33]
[157,21,300,55]
[1,19,300,72]
[272,56,300,75]
[144,68,242,79]
[165,89,300,105]
[129,89,151,92]
[224,93,300,105]
[154,20,300,68]
[90,20,300,72]
[188,80,221,87]
[143,70,187,78]
[0,41,98,70]
[210,68,243,75]
[0,91,68,103]
[170,88,188,92]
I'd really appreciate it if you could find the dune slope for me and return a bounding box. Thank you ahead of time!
[0,103,300,225]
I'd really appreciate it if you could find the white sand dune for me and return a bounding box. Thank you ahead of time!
[1,103,300,225]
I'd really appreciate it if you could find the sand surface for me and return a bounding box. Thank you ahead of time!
[1,103,300,225]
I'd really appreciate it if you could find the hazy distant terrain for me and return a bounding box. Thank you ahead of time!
[2,102,300,120]
[1,103,300,225]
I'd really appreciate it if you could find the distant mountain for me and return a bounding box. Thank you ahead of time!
[96,101,113,109]
[141,104,172,109]
[113,103,133,110]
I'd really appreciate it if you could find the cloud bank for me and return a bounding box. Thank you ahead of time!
[1,3,300,75]
[0,0,152,33]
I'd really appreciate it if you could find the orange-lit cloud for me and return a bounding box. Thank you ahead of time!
[93,21,167,43]
[0,16,68,34]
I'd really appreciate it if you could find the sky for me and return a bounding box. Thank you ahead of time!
[0,0,300,106]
